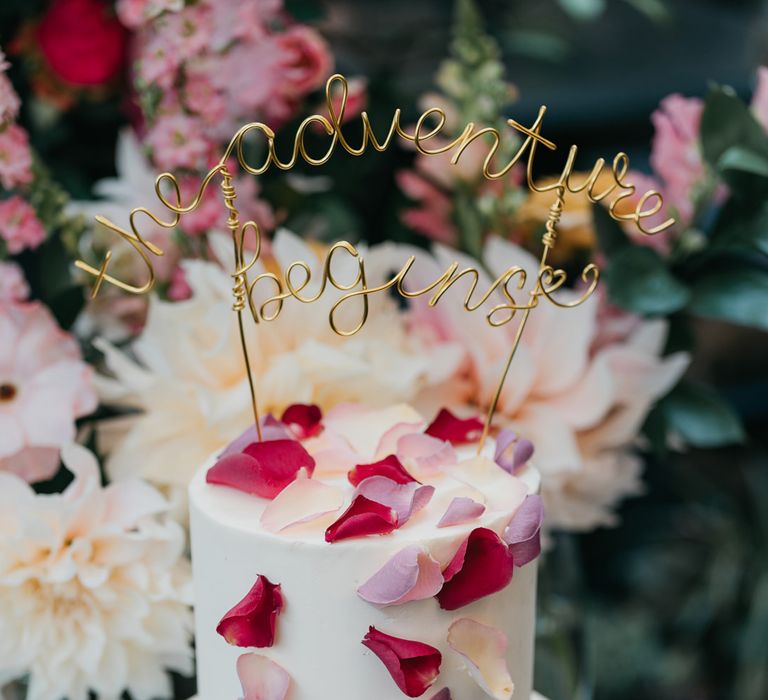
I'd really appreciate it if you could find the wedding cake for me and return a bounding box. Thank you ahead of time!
[189,403,543,700]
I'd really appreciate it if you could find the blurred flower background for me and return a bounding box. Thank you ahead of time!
[1,0,767,699]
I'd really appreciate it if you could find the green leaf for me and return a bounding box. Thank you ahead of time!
[718,147,768,179]
[661,381,745,448]
[689,269,768,331]
[700,88,768,173]
[593,203,631,256]
[606,246,690,315]
[710,199,768,256]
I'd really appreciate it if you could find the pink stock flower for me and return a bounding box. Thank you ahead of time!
[0,196,45,253]
[116,0,184,29]
[0,124,34,190]
[650,94,705,227]
[163,4,214,62]
[0,302,98,482]
[0,261,29,302]
[145,113,212,170]
[751,66,768,132]
[183,68,228,124]
[167,265,192,301]
[397,170,457,245]
[0,49,20,127]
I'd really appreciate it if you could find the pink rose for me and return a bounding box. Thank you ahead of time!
[650,94,705,227]
[0,124,34,190]
[0,196,45,253]
[0,302,98,482]
[0,261,29,302]
[277,25,333,98]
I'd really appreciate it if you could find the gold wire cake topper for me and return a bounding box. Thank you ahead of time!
[75,74,673,452]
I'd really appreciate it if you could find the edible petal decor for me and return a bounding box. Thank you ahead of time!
[425,408,484,444]
[355,476,435,526]
[357,544,444,606]
[447,618,514,700]
[430,690,452,700]
[348,455,419,487]
[206,440,316,499]
[237,653,291,700]
[220,416,292,456]
[396,433,457,476]
[281,403,324,439]
[493,429,534,475]
[503,495,544,567]
[216,576,283,648]
[260,475,344,533]
[436,528,514,610]
[325,495,398,542]
[362,626,442,697]
[437,497,486,528]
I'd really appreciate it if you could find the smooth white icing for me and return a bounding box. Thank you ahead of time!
[190,419,540,700]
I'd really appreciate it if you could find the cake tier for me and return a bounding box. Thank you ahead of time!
[190,406,540,700]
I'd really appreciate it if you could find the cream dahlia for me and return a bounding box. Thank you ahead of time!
[0,443,193,700]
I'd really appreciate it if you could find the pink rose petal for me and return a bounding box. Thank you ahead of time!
[397,432,457,476]
[437,527,514,610]
[375,420,426,458]
[207,440,316,499]
[503,494,544,567]
[355,476,434,526]
[260,475,344,533]
[221,416,292,457]
[430,690,452,700]
[362,626,442,697]
[426,408,484,444]
[348,454,419,487]
[494,428,534,475]
[217,576,283,648]
[281,403,323,439]
[237,653,291,700]
[448,618,514,700]
[357,544,444,606]
[325,495,398,542]
[437,497,486,528]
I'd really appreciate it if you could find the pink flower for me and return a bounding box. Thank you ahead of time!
[167,265,192,301]
[116,0,183,29]
[397,170,457,245]
[145,113,212,170]
[0,261,29,302]
[163,4,213,62]
[277,25,333,98]
[0,303,98,482]
[0,124,34,190]
[0,49,20,127]
[650,94,705,226]
[751,66,768,132]
[0,196,45,254]
[183,67,228,124]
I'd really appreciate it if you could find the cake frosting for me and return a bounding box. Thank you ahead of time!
[189,403,541,700]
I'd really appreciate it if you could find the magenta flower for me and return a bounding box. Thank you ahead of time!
[0,302,97,482]
[0,196,45,254]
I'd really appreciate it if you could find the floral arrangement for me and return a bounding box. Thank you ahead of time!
[0,0,766,699]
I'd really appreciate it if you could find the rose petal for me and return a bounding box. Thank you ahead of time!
[375,420,426,458]
[494,429,534,475]
[397,433,457,477]
[217,576,283,648]
[325,403,423,458]
[437,497,486,528]
[445,456,528,512]
[207,440,316,499]
[436,528,514,610]
[348,454,419,487]
[281,403,323,439]
[304,430,359,478]
[448,618,514,700]
[362,626,442,697]
[430,690,452,700]
[237,653,291,700]
[425,408,484,444]
[355,476,434,526]
[260,475,344,533]
[325,495,398,542]
[503,494,544,567]
[221,416,292,456]
[357,544,444,606]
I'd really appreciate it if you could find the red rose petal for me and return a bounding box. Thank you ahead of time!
[281,403,323,439]
[425,408,484,444]
[206,440,316,499]
[325,495,398,543]
[362,626,442,697]
[348,455,419,487]
[216,575,283,648]
[436,527,514,610]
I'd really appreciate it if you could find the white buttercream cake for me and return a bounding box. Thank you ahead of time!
[189,403,542,700]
